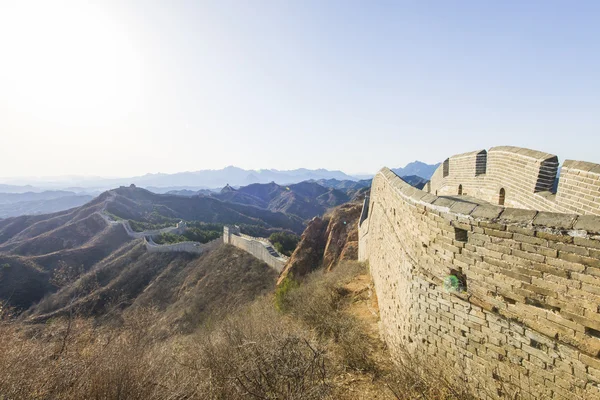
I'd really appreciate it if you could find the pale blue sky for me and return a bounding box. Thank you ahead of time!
[0,0,598,178]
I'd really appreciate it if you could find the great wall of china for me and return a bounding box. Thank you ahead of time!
[99,208,287,271]
[359,146,600,399]
[95,145,600,398]
[143,235,222,254]
[98,211,188,238]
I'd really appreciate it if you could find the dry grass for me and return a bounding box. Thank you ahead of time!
[0,261,472,400]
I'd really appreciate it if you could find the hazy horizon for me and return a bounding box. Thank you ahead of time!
[0,164,382,183]
[1,1,599,178]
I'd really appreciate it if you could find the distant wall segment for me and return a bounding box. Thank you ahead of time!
[360,167,600,399]
[99,210,289,264]
[144,236,221,254]
[223,225,288,273]
[97,211,187,239]
[99,210,219,255]
[429,146,600,215]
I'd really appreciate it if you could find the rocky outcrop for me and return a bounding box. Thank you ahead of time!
[277,217,328,284]
[322,203,361,270]
[277,202,362,284]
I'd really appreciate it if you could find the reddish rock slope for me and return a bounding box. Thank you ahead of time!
[278,202,362,284]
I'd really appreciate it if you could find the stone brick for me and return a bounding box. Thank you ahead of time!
[499,208,538,224]
[507,225,537,236]
[513,233,548,246]
[470,205,504,219]
[530,262,570,278]
[573,215,600,233]
[558,252,600,268]
[580,353,600,370]
[521,243,557,258]
[545,257,586,273]
[573,236,600,249]
[536,231,574,243]
[484,228,513,239]
[549,242,589,256]
[532,212,577,229]
[513,249,546,263]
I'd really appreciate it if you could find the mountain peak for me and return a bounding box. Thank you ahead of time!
[392,161,440,180]
[220,184,236,194]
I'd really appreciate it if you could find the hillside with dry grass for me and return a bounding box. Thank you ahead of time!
[0,260,470,400]
[25,244,278,332]
[0,182,472,399]
[0,199,131,310]
[0,184,308,311]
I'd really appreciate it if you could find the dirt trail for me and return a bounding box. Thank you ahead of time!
[333,272,400,400]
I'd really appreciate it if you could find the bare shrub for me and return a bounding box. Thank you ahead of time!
[175,300,331,399]
[0,308,173,400]
[281,261,376,373]
[383,347,475,400]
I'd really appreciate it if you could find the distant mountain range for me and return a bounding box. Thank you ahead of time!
[0,191,94,218]
[1,167,358,192]
[165,180,363,220]
[391,161,440,181]
[213,181,353,220]
[0,162,439,194]
[0,162,439,219]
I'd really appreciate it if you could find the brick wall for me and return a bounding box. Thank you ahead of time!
[223,226,287,272]
[428,146,600,216]
[144,236,221,254]
[360,168,600,399]
[556,161,600,215]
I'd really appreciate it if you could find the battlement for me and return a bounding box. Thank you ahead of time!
[359,165,600,399]
[429,146,600,215]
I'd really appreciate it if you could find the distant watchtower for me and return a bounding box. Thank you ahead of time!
[223,225,241,244]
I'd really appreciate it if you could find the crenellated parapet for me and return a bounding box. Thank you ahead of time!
[428,146,600,215]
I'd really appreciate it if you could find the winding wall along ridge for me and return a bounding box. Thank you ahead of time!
[97,211,186,239]
[360,161,600,399]
[99,209,287,265]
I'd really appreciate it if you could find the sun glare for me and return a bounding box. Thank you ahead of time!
[0,1,145,126]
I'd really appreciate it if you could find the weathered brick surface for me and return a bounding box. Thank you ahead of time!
[359,168,600,399]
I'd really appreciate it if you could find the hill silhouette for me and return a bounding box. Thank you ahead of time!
[106,185,305,232]
[210,181,351,220]
[0,191,94,218]
[391,161,440,180]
